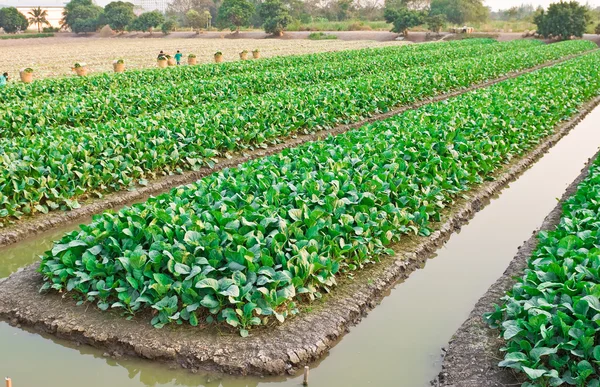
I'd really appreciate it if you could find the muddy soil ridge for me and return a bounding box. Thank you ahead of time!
[1,49,596,249]
[1,93,600,376]
[433,152,600,387]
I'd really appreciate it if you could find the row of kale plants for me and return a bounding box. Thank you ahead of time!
[39,51,600,337]
[0,39,489,101]
[485,132,600,384]
[0,40,594,225]
[1,39,533,133]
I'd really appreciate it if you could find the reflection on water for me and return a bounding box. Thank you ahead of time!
[0,321,285,387]
[1,108,600,387]
[0,219,90,279]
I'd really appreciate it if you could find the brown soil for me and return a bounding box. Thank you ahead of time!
[433,150,600,387]
[1,93,599,378]
[0,49,595,249]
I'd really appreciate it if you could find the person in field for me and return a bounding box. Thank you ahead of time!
[175,50,183,65]
[157,50,165,59]
[0,73,8,87]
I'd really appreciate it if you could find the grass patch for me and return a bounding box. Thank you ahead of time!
[0,33,55,40]
[288,20,390,32]
[308,32,338,40]
[445,33,500,41]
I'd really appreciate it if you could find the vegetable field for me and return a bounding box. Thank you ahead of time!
[485,154,600,385]
[38,43,600,336]
[1,39,595,226]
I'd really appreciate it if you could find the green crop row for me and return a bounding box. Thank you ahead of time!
[0,40,594,225]
[0,40,533,135]
[39,51,600,336]
[485,160,600,385]
[0,39,491,102]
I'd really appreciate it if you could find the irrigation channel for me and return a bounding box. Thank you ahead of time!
[1,106,600,386]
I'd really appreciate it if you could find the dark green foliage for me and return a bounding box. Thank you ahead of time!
[430,0,489,25]
[485,130,600,386]
[534,1,590,40]
[308,31,337,39]
[217,0,254,32]
[185,10,209,32]
[384,7,424,35]
[35,43,600,335]
[0,7,29,33]
[161,18,177,34]
[0,40,596,225]
[426,14,447,33]
[258,0,292,35]
[131,11,165,33]
[62,0,104,33]
[103,1,135,33]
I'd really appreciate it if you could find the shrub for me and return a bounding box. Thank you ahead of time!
[308,32,337,40]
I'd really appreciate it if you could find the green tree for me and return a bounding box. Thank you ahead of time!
[258,0,292,36]
[217,0,254,32]
[103,1,135,33]
[27,7,51,33]
[385,0,430,11]
[534,1,590,40]
[69,6,103,33]
[430,0,488,25]
[596,22,600,35]
[161,18,177,34]
[62,0,103,32]
[167,0,218,25]
[132,11,165,33]
[384,6,424,36]
[426,13,446,33]
[334,0,354,20]
[505,6,518,20]
[186,9,204,32]
[0,7,29,33]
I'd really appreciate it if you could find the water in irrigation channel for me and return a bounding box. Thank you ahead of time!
[2,107,600,387]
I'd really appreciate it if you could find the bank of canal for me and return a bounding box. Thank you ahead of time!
[1,107,600,386]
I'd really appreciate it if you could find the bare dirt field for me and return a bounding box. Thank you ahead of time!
[0,33,408,79]
[3,30,599,79]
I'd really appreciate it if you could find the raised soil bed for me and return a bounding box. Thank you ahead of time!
[1,94,599,377]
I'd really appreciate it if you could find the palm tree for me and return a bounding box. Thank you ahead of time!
[28,7,51,33]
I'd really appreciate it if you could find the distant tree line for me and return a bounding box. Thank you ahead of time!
[57,0,497,36]
[7,0,599,39]
[383,0,488,36]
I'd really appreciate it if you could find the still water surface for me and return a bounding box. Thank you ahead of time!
[1,108,600,387]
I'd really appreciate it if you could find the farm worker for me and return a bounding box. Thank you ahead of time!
[175,50,183,65]
[0,72,7,87]
[157,50,165,59]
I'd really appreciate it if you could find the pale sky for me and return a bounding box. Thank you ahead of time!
[485,0,600,10]
[3,0,600,11]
